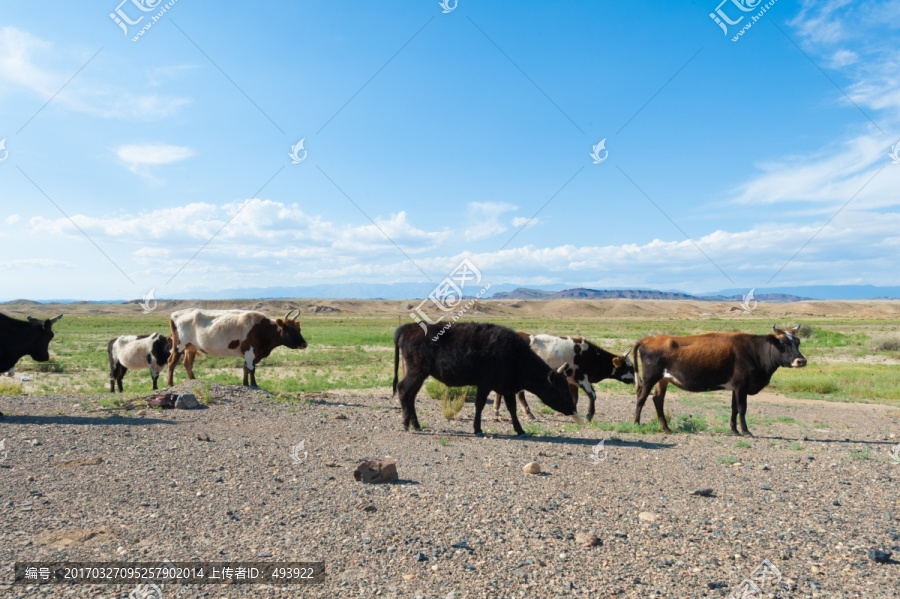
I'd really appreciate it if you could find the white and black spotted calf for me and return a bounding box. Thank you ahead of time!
[493,333,635,422]
[108,333,172,392]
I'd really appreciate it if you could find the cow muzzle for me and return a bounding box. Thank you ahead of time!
[791,358,807,368]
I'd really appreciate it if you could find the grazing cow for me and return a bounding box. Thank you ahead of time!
[492,333,636,422]
[392,322,581,437]
[167,309,308,387]
[632,325,807,436]
[0,312,62,417]
[108,333,172,392]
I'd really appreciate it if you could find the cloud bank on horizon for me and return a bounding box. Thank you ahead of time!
[0,1,898,301]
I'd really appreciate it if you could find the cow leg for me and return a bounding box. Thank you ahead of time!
[580,377,598,422]
[492,391,503,420]
[730,390,741,435]
[243,349,257,388]
[634,373,662,425]
[517,391,535,420]
[109,361,118,393]
[652,380,672,433]
[149,366,159,390]
[397,373,426,431]
[183,348,196,380]
[473,386,491,436]
[737,389,752,436]
[503,393,527,437]
[116,366,126,393]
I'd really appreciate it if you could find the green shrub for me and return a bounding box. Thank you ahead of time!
[425,379,476,420]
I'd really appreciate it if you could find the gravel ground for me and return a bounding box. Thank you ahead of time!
[1,383,899,599]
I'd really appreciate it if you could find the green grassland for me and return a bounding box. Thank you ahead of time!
[3,308,900,407]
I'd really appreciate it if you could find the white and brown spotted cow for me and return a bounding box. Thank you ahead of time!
[493,333,635,422]
[166,309,307,388]
[108,333,171,392]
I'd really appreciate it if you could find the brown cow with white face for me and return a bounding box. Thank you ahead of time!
[632,325,807,436]
[166,309,307,388]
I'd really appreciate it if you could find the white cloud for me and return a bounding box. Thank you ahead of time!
[5,215,20,225]
[0,26,191,120]
[463,202,519,240]
[116,143,195,176]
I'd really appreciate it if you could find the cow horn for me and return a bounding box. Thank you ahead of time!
[27,316,39,322]
[794,323,801,332]
[622,347,632,358]
[284,309,299,321]
[772,324,779,333]
[49,314,63,323]
[556,362,569,374]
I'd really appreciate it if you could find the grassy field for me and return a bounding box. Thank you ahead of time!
[3,304,900,407]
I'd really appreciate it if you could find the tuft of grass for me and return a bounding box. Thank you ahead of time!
[717,455,738,464]
[0,379,24,396]
[849,447,873,460]
[35,361,65,373]
[438,437,448,447]
[425,379,476,420]
[789,442,804,451]
[522,423,553,437]
[199,381,214,405]
[735,440,751,448]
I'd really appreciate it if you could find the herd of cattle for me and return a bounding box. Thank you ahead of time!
[0,309,807,435]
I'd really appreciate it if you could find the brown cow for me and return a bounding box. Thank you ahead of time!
[632,325,807,435]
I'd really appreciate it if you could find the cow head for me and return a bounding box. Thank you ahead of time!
[610,347,637,384]
[544,362,582,423]
[276,310,308,350]
[770,324,807,368]
[24,314,63,362]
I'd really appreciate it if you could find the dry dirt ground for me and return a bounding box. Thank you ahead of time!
[1,384,899,599]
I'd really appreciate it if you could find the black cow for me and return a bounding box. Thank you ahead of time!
[0,312,63,416]
[392,321,581,437]
[632,325,807,435]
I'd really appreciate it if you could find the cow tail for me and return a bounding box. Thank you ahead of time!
[632,340,643,390]
[392,329,401,398]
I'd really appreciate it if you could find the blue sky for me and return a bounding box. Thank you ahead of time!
[1,0,899,300]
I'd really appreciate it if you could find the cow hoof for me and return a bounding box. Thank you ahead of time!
[742,430,754,437]
[515,433,529,439]
[525,413,536,421]
[586,414,595,422]
[730,429,742,436]
[475,431,485,437]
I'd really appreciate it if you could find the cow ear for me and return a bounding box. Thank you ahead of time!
[276,318,285,327]
[612,357,623,368]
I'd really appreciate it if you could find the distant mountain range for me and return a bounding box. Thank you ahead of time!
[2,283,899,304]
[491,288,812,302]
